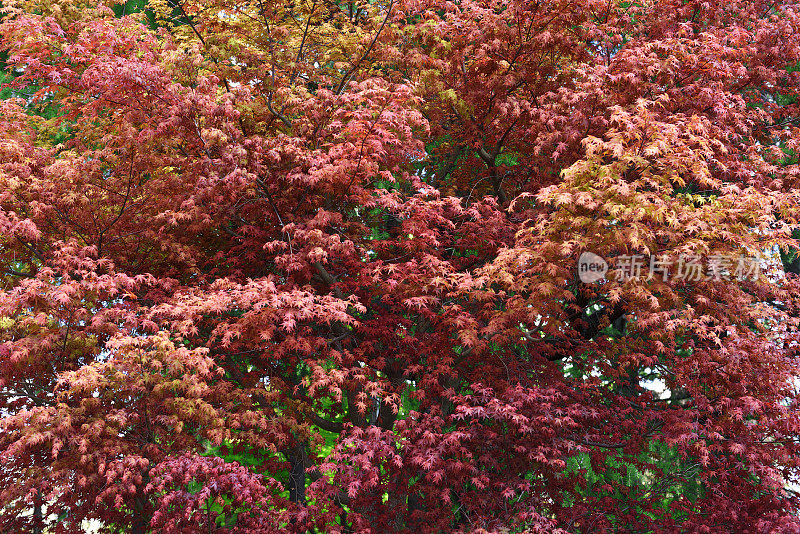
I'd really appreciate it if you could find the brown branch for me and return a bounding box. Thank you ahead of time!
[314,261,345,299]
[309,411,344,433]
[334,0,395,95]
[289,0,318,85]
[3,268,34,278]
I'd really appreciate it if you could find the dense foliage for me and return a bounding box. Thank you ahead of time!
[2,0,800,532]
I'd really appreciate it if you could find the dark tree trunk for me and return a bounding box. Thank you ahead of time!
[287,444,307,505]
[32,489,43,534]
[130,492,151,534]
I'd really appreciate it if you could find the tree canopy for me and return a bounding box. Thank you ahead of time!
[2,0,800,532]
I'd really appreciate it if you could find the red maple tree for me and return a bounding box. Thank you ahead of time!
[1,0,800,532]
